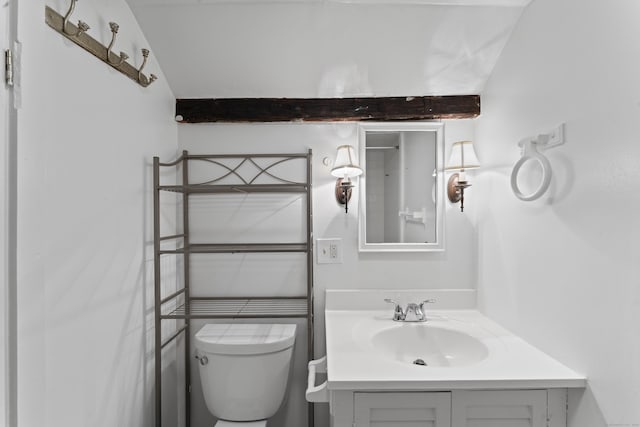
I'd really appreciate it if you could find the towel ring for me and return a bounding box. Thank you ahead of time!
[510,140,552,201]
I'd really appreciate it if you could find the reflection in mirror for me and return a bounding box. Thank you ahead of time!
[358,122,444,252]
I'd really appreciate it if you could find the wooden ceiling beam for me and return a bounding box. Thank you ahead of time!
[175,96,480,123]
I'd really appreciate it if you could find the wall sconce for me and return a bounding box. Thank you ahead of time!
[330,145,363,213]
[445,141,480,212]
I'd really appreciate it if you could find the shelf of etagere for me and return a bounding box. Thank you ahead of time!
[157,183,309,194]
[161,297,309,319]
[158,243,308,255]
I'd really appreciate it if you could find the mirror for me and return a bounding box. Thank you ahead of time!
[358,122,444,252]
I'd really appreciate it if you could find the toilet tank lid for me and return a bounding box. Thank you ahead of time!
[195,323,296,355]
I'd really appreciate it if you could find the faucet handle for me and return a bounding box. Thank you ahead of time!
[416,299,436,321]
[384,298,405,321]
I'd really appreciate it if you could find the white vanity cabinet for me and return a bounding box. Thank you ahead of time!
[320,292,586,427]
[333,389,567,427]
[451,389,563,427]
[354,392,451,427]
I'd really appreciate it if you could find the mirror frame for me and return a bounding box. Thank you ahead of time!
[358,122,445,252]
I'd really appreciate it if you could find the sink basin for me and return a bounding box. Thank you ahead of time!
[371,325,489,367]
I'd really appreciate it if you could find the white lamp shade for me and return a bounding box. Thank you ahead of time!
[445,141,480,171]
[331,145,363,178]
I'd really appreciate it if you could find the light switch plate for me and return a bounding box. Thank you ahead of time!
[317,238,343,264]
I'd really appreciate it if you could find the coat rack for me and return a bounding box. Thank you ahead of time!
[45,0,157,88]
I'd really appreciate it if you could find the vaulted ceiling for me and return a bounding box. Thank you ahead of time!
[126,0,531,98]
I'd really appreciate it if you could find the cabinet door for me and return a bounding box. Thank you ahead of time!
[451,390,547,427]
[354,392,451,427]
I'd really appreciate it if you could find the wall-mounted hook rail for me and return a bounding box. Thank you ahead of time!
[45,1,158,88]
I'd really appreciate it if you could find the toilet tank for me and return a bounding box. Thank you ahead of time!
[195,323,297,421]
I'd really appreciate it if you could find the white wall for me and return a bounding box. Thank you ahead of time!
[475,1,640,426]
[178,119,477,427]
[127,1,525,98]
[16,1,178,426]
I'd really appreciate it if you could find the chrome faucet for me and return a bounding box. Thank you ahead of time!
[384,298,436,322]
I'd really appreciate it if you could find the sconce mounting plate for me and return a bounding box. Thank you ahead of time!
[447,173,462,203]
[447,173,472,212]
[335,178,353,205]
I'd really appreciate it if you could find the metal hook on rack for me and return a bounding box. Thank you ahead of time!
[106,22,129,66]
[137,48,158,86]
[62,0,77,34]
[62,0,91,37]
[74,21,91,37]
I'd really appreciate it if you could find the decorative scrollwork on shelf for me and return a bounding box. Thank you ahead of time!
[190,156,306,187]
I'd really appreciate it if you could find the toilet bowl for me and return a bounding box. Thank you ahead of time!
[195,323,297,426]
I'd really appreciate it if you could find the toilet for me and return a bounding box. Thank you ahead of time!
[194,323,297,427]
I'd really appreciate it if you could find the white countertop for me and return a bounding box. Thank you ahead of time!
[324,290,586,391]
